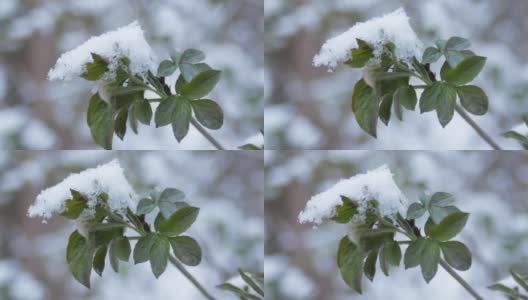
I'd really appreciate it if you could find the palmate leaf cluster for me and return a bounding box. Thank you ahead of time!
[333,192,472,294]
[83,49,224,149]
[63,187,202,288]
[348,36,488,137]
[217,269,264,300]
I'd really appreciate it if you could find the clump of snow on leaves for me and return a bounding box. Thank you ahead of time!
[313,8,422,70]
[298,165,408,226]
[28,159,137,220]
[48,21,157,81]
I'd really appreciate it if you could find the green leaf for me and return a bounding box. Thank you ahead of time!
[171,98,193,142]
[155,96,177,127]
[150,235,170,278]
[511,270,528,292]
[180,49,205,64]
[66,231,92,288]
[175,74,187,94]
[111,236,131,261]
[61,190,88,219]
[170,50,182,64]
[420,82,446,113]
[379,94,393,126]
[428,212,469,241]
[181,70,222,100]
[430,192,455,207]
[363,250,378,281]
[422,47,442,64]
[109,242,120,272]
[87,93,113,149]
[444,56,486,86]
[488,283,518,294]
[440,241,472,271]
[337,236,363,293]
[154,213,166,232]
[404,238,427,269]
[502,131,528,149]
[81,53,109,81]
[407,202,426,220]
[157,60,178,77]
[420,239,440,283]
[395,85,417,111]
[436,39,447,52]
[114,109,128,141]
[137,198,156,215]
[445,37,470,51]
[192,99,224,129]
[457,85,488,115]
[435,84,457,127]
[158,206,200,236]
[158,188,187,218]
[239,269,264,297]
[169,236,202,266]
[129,104,139,134]
[345,39,373,68]
[134,99,153,125]
[440,61,452,81]
[351,79,378,138]
[93,246,107,276]
[429,205,460,224]
[380,241,401,276]
[180,63,211,82]
[133,233,156,264]
[331,196,358,224]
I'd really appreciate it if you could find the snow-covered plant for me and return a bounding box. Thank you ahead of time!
[502,116,528,149]
[49,21,225,150]
[298,165,484,299]
[27,160,215,300]
[489,270,528,300]
[217,268,264,299]
[314,8,504,150]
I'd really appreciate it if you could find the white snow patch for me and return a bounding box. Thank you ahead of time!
[313,8,422,70]
[298,165,408,226]
[243,133,264,148]
[28,159,138,219]
[48,21,157,81]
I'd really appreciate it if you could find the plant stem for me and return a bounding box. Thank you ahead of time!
[439,259,485,300]
[168,255,216,300]
[455,105,502,150]
[190,118,225,150]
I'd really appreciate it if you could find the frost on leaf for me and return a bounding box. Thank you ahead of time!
[298,165,408,226]
[27,159,138,220]
[48,21,157,81]
[313,8,422,70]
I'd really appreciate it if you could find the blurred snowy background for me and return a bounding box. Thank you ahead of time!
[265,0,528,149]
[0,0,263,150]
[0,150,263,300]
[265,150,528,299]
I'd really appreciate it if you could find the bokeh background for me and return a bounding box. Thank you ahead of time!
[0,150,264,300]
[265,0,528,149]
[0,0,263,150]
[265,150,528,299]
